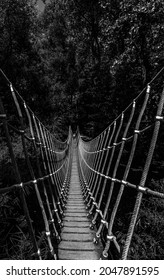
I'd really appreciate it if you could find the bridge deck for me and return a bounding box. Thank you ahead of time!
[58,145,103,260]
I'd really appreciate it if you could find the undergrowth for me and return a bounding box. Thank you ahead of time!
[0,132,51,260]
[128,179,164,259]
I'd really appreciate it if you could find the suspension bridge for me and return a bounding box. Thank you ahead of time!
[0,67,164,260]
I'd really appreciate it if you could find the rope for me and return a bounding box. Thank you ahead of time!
[1,66,164,260]
[0,70,72,259]
[77,67,164,260]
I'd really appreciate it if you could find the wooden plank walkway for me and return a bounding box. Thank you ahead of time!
[58,144,103,260]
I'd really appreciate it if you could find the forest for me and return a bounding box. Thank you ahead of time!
[0,0,163,137]
[0,0,164,259]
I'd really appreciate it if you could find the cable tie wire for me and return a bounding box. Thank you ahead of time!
[23,102,27,108]
[10,83,14,92]
[122,137,127,141]
[37,178,42,182]
[93,202,98,207]
[37,248,41,257]
[111,178,116,182]
[146,84,151,94]
[156,115,164,121]
[101,219,108,228]
[134,129,140,134]
[137,185,147,193]
[96,209,103,218]
[121,180,128,186]
[33,179,37,184]
[107,235,115,241]
[0,114,7,119]
[19,130,25,134]
[45,231,51,237]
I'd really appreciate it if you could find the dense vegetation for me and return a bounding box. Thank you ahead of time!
[0,0,164,259]
[1,0,164,136]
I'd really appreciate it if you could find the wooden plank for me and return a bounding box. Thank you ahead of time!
[68,195,82,197]
[64,212,87,217]
[65,206,86,210]
[58,250,99,260]
[67,201,84,204]
[63,221,90,227]
[65,207,86,212]
[68,194,82,196]
[58,241,95,251]
[61,233,93,242]
[63,216,88,222]
[67,197,83,199]
[69,190,81,192]
[67,200,84,203]
[67,199,84,201]
[66,204,85,207]
[62,227,91,233]
[65,209,86,213]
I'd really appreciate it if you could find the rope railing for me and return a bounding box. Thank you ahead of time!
[0,69,72,259]
[77,67,164,260]
[1,66,164,260]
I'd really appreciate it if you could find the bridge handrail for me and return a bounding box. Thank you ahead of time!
[0,70,73,259]
[77,67,164,259]
[79,66,164,144]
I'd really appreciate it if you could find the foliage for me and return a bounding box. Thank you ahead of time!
[33,0,164,135]
[129,179,164,259]
[0,0,164,260]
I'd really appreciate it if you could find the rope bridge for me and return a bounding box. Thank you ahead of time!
[0,68,164,259]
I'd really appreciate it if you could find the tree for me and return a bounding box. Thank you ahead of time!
[108,0,164,112]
